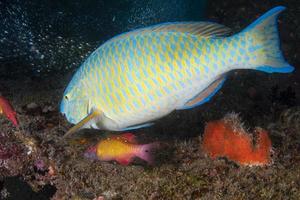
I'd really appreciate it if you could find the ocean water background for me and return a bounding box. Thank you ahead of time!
[0,0,206,77]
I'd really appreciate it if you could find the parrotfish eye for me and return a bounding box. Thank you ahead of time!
[64,95,69,100]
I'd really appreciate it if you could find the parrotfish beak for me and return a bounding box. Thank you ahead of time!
[84,146,98,160]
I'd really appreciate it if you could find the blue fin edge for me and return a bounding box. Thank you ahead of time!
[178,77,226,110]
[243,6,286,32]
[120,123,154,131]
[256,65,294,73]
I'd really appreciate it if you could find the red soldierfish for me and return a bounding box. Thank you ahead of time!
[0,96,18,126]
[84,133,158,165]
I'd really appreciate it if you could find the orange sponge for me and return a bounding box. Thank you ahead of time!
[202,114,272,166]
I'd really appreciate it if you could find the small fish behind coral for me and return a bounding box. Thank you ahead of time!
[201,114,272,166]
[84,133,159,165]
[0,96,18,127]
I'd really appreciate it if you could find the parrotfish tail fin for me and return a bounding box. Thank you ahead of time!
[136,142,160,165]
[241,6,294,73]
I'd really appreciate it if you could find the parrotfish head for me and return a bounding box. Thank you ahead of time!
[60,73,91,124]
[84,145,98,160]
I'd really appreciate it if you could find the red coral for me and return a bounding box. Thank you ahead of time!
[202,115,272,166]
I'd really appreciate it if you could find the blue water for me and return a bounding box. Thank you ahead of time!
[0,0,206,76]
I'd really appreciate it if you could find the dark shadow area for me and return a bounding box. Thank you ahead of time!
[0,177,56,200]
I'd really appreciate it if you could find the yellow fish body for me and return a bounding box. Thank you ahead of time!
[61,6,294,137]
[84,133,157,165]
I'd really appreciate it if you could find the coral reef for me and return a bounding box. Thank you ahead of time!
[0,132,28,177]
[0,78,300,199]
[278,106,300,132]
[0,0,299,198]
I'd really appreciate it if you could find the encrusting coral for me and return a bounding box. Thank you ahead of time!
[201,113,272,166]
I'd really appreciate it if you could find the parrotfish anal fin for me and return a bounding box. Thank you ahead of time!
[120,123,154,131]
[63,109,102,138]
[116,157,133,165]
[108,22,231,43]
[178,76,227,110]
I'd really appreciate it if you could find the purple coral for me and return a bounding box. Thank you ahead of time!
[34,159,46,171]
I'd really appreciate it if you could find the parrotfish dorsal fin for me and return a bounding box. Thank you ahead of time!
[108,22,231,43]
[144,22,232,37]
[178,76,227,110]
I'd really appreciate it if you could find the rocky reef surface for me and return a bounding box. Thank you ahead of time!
[1,0,300,199]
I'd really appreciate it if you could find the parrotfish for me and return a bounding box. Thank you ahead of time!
[0,96,18,126]
[84,133,158,165]
[61,6,294,137]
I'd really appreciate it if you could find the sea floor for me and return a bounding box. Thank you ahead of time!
[1,0,300,199]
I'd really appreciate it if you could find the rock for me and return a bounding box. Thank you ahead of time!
[247,87,257,99]
[27,102,38,110]
[46,122,55,129]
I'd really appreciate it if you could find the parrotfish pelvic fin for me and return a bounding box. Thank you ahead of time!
[178,75,227,110]
[63,109,103,138]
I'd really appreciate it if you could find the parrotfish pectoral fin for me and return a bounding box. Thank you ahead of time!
[178,76,227,110]
[120,122,154,131]
[241,6,294,73]
[63,109,102,138]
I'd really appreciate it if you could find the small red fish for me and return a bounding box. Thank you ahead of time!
[84,133,159,165]
[0,96,18,126]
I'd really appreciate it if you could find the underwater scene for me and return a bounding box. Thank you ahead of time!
[0,0,300,199]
